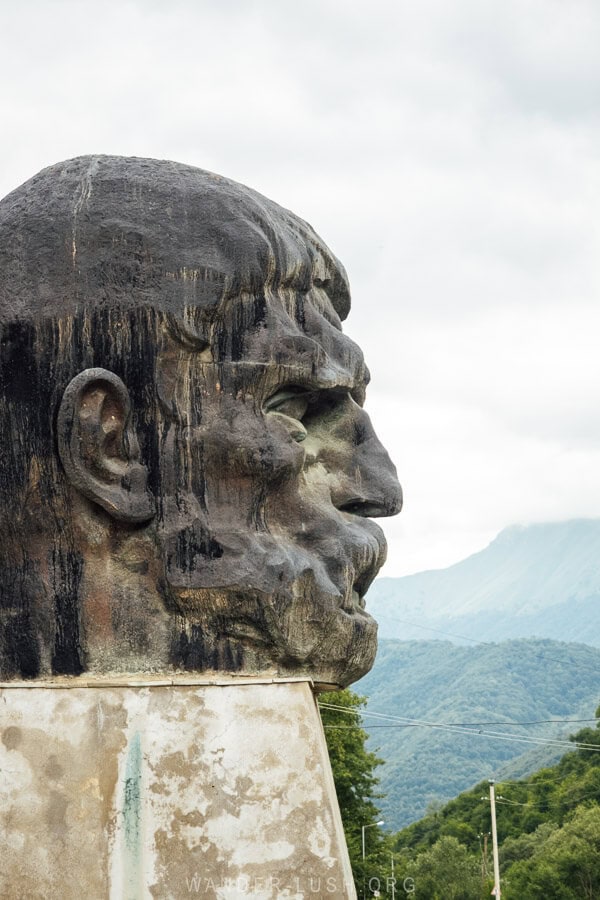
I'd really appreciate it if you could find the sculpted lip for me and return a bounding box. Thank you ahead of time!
[341,530,387,613]
[348,566,380,613]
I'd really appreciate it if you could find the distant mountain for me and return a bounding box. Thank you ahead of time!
[356,638,600,830]
[367,519,600,644]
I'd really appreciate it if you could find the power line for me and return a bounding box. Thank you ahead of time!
[496,788,600,811]
[496,762,600,787]
[324,717,599,728]
[374,611,600,674]
[375,613,480,644]
[318,702,600,753]
[496,772,578,788]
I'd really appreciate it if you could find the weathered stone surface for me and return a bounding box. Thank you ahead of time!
[0,156,402,686]
[0,679,356,899]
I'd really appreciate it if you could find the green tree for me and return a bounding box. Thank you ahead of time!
[386,702,600,899]
[500,821,559,869]
[320,689,393,895]
[403,835,483,899]
[504,805,600,899]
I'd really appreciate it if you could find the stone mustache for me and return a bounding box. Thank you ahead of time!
[0,157,401,688]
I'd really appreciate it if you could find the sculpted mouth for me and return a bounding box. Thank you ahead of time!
[353,569,377,608]
[341,532,387,613]
[346,570,377,612]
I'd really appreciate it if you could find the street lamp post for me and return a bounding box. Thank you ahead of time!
[361,820,384,899]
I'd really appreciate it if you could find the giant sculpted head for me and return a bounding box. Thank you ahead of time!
[0,157,401,687]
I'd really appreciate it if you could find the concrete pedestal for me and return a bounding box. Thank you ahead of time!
[0,677,356,899]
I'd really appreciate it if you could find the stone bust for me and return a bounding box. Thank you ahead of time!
[0,156,401,688]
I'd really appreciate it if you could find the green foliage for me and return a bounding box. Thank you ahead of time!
[357,638,600,829]
[402,836,483,900]
[391,709,600,897]
[500,822,558,868]
[504,806,600,899]
[321,666,600,897]
[320,689,393,893]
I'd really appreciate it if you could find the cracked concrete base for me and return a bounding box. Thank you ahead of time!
[0,678,356,899]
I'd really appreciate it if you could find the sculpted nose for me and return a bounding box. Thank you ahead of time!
[330,411,403,518]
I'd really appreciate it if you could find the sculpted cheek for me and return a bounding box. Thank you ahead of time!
[199,411,306,481]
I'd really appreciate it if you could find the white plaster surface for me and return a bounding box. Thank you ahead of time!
[0,679,356,899]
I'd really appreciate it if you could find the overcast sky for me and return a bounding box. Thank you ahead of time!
[1,0,599,575]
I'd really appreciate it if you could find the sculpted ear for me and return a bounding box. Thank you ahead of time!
[58,368,154,524]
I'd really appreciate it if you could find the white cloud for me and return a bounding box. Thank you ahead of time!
[1,0,599,575]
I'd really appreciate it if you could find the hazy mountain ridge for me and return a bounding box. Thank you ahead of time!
[357,637,600,830]
[367,519,600,645]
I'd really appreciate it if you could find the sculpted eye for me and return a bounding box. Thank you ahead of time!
[264,388,312,422]
[264,386,353,445]
[263,387,316,443]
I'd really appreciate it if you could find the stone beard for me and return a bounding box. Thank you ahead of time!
[0,156,402,688]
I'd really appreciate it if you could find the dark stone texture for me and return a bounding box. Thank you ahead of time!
[0,156,402,687]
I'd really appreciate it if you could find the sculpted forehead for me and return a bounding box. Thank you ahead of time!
[195,288,367,387]
[0,155,351,325]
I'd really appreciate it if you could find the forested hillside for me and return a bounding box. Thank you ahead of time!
[391,711,600,898]
[357,638,600,828]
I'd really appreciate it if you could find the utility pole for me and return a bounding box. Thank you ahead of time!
[361,821,384,900]
[489,780,501,898]
[390,854,396,900]
[483,833,489,874]
[478,831,490,887]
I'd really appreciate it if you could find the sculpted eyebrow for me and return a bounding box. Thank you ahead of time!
[270,363,368,396]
